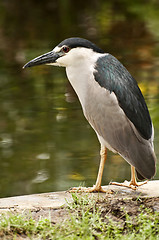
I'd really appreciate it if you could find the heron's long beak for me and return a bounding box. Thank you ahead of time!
[23,51,60,69]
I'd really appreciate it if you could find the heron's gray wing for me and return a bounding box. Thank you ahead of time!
[85,86,156,179]
[86,54,156,179]
[94,54,152,140]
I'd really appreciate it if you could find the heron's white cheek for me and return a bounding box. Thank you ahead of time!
[55,54,73,67]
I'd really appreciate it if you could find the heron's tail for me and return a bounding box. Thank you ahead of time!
[133,144,156,180]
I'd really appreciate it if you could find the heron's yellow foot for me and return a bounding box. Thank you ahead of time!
[69,185,108,193]
[110,180,148,190]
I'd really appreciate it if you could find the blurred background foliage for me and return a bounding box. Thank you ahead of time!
[0,0,158,197]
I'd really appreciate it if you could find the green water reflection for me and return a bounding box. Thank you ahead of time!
[0,0,159,197]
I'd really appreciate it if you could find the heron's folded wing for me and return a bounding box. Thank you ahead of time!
[88,54,156,179]
[94,54,152,140]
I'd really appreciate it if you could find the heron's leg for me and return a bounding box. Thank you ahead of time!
[130,166,138,186]
[69,145,108,193]
[129,166,148,188]
[92,145,107,192]
[110,166,148,190]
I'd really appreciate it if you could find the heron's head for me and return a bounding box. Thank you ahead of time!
[23,37,104,69]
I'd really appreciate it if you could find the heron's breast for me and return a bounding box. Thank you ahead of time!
[66,66,93,109]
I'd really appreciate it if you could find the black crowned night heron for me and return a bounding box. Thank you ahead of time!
[23,37,156,192]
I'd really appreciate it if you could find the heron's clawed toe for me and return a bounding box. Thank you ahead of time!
[110,180,148,190]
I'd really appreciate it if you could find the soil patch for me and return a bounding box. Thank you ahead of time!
[26,195,159,224]
[96,196,159,226]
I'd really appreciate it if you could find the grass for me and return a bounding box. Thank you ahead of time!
[0,193,159,239]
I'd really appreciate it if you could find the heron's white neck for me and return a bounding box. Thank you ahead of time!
[64,48,104,108]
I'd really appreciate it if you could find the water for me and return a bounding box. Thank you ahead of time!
[0,0,159,197]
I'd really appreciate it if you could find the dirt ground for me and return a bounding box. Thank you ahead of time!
[96,196,159,226]
[28,195,159,224]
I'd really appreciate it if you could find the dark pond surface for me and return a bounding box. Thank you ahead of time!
[0,0,159,197]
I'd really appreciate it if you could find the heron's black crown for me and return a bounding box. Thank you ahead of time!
[58,37,104,54]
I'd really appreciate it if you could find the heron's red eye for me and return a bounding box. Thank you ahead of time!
[62,46,70,53]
